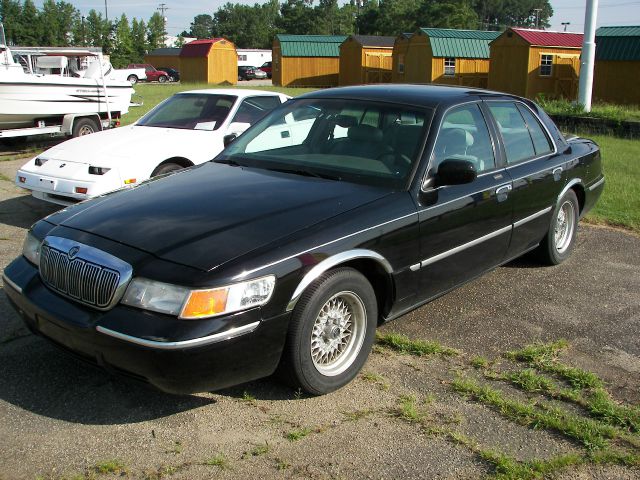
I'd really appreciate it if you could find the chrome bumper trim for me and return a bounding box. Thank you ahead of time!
[2,273,23,294]
[96,321,260,350]
[588,176,605,191]
[513,206,553,228]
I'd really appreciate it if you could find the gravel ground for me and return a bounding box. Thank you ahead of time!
[0,156,638,480]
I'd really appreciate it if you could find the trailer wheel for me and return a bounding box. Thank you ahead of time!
[72,118,100,138]
[127,75,138,85]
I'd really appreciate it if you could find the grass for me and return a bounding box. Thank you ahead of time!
[342,408,375,421]
[92,459,126,474]
[394,394,432,423]
[285,427,313,442]
[242,441,270,458]
[376,332,458,357]
[360,371,390,390]
[537,97,640,123]
[204,453,230,470]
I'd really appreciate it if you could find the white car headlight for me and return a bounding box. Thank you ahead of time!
[121,275,276,319]
[22,232,42,266]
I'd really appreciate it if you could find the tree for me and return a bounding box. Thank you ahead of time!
[111,14,133,67]
[131,18,147,61]
[417,0,479,30]
[277,0,316,36]
[189,13,213,39]
[0,0,22,44]
[147,11,165,50]
[17,0,40,45]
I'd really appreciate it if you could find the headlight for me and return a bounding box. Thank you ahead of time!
[121,275,276,319]
[22,232,42,266]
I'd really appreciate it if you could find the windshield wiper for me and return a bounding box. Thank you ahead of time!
[266,167,341,181]
[213,158,244,167]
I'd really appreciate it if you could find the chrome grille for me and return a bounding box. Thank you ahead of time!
[39,237,132,310]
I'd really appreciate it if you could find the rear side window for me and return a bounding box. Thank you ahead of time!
[516,104,553,156]
[232,96,282,124]
[486,102,535,164]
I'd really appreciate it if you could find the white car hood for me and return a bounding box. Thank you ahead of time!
[40,125,224,167]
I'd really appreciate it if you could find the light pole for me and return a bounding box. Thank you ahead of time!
[104,0,108,21]
[561,22,570,32]
[578,0,599,112]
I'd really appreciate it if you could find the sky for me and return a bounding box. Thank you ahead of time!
[33,0,640,36]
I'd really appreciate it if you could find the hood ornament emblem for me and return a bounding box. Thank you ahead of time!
[68,246,80,260]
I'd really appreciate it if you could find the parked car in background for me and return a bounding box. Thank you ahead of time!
[4,85,604,396]
[158,67,180,82]
[238,66,267,81]
[15,89,289,205]
[127,64,169,83]
[112,65,146,84]
[260,61,272,79]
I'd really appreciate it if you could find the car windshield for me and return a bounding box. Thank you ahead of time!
[136,93,236,130]
[216,98,431,189]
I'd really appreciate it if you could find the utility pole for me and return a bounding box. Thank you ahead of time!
[533,8,542,28]
[561,22,570,31]
[104,0,108,21]
[578,0,599,112]
[158,3,169,46]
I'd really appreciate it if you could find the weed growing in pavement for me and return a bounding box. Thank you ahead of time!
[166,441,183,455]
[275,458,292,470]
[285,427,313,441]
[241,391,256,404]
[360,371,390,390]
[471,356,490,369]
[394,394,431,423]
[376,332,458,357]
[342,408,375,422]
[242,441,270,458]
[293,388,303,400]
[92,459,127,475]
[204,453,230,470]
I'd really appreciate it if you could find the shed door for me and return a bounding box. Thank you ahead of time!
[555,55,580,100]
[365,53,392,83]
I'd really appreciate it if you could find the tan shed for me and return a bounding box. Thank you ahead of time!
[391,33,413,83]
[339,35,395,86]
[593,26,640,105]
[399,28,499,87]
[488,28,583,100]
[179,38,237,84]
[144,47,181,70]
[273,35,347,87]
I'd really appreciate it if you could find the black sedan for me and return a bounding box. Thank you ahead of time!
[158,67,180,82]
[3,85,604,395]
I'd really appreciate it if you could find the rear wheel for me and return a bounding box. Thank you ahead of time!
[72,117,100,137]
[537,189,579,265]
[158,75,168,83]
[127,74,138,85]
[277,267,377,395]
[151,162,183,177]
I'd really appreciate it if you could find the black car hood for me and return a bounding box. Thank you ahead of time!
[46,162,391,271]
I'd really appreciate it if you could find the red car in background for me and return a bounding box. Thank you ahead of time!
[127,64,170,83]
[259,61,272,79]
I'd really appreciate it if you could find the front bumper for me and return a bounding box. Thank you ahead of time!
[3,256,290,394]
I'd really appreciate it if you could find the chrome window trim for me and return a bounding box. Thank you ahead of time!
[420,100,499,191]
[513,206,553,228]
[2,273,23,294]
[417,225,512,269]
[417,183,503,215]
[233,212,417,280]
[96,321,260,350]
[286,249,393,311]
[588,176,605,191]
[509,164,566,184]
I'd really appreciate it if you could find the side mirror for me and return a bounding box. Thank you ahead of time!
[223,134,237,148]
[436,159,477,186]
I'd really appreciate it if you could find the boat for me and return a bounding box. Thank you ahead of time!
[0,24,134,132]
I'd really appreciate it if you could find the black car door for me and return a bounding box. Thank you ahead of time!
[415,101,514,301]
[483,100,566,260]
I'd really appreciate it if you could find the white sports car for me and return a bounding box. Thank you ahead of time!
[16,89,290,206]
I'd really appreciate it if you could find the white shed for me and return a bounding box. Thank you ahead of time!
[237,49,272,68]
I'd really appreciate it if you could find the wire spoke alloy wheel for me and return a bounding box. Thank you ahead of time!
[310,291,367,377]
[554,200,576,254]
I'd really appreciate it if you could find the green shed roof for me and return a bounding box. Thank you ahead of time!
[419,28,500,59]
[276,35,348,57]
[596,26,640,61]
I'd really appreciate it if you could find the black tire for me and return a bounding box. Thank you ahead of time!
[72,117,100,137]
[127,74,138,85]
[277,267,377,395]
[158,75,167,83]
[151,162,183,177]
[537,189,580,265]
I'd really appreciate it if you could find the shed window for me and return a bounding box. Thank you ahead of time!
[398,54,405,74]
[540,54,553,76]
[238,54,247,61]
[444,58,455,76]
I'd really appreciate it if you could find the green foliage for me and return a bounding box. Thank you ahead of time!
[93,459,126,474]
[204,453,230,469]
[376,332,459,357]
[285,427,312,441]
[189,13,214,39]
[147,12,165,51]
[395,394,430,423]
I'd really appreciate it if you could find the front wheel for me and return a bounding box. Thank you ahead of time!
[151,162,183,177]
[158,75,167,83]
[277,267,377,395]
[537,189,579,265]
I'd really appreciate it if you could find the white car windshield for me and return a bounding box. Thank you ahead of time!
[216,98,431,189]
[137,93,237,130]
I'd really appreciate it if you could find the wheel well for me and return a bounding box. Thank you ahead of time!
[340,259,394,325]
[571,184,585,214]
[158,157,194,169]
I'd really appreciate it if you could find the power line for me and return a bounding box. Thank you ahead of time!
[158,3,169,46]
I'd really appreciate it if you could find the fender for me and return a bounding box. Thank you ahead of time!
[286,249,393,312]
[557,178,583,202]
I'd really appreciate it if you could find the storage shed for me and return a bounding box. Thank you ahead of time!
[488,28,583,100]
[391,33,412,83]
[399,28,499,87]
[144,47,181,70]
[272,35,347,87]
[593,26,640,105]
[179,38,237,84]
[339,35,395,85]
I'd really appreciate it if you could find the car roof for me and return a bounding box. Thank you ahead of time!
[177,89,284,98]
[295,84,518,109]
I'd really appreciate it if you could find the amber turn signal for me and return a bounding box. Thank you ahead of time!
[181,289,229,319]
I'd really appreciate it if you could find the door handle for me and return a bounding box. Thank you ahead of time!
[552,166,563,180]
[495,183,512,202]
